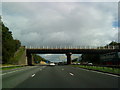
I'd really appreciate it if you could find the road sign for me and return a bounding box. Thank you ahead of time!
[46,61,49,63]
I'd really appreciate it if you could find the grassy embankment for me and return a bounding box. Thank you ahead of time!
[71,65,120,75]
[2,46,26,70]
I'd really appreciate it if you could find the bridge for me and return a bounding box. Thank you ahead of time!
[26,45,120,65]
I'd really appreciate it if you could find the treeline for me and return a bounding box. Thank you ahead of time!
[72,58,78,62]
[81,41,120,65]
[1,17,21,64]
[32,54,50,64]
[0,17,2,63]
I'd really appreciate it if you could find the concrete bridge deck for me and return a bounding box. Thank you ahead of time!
[26,48,120,54]
[26,47,120,65]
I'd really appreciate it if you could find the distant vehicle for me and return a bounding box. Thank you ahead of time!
[81,62,88,65]
[49,63,55,66]
[87,63,93,65]
[72,63,80,65]
[72,63,77,65]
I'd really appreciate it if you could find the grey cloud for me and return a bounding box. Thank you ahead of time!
[2,2,118,61]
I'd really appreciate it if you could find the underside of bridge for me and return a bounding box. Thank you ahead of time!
[26,53,72,65]
[26,48,120,66]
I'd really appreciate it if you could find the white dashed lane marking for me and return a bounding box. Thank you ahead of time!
[69,73,74,76]
[31,74,35,77]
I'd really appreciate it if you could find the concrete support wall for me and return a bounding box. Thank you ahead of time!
[27,54,33,66]
[18,48,27,65]
[66,53,72,64]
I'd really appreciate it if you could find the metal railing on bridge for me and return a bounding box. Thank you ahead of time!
[26,45,119,50]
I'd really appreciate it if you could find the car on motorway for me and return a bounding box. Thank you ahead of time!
[87,63,93,65]
[77,63,80,65]
[49,62,55,66]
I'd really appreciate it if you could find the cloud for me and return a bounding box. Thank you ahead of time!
[2,2,118,61]
[40,54,80,62]
[2,0,119,2]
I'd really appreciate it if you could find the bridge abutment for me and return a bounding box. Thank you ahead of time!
[66,52,72,65]
[27,54,33,66]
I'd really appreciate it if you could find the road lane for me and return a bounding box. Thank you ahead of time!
[61,66,119,88]
[2,65,46,88]
[13,65,119,88]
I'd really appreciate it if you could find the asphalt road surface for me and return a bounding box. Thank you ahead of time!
[2,65,119,88]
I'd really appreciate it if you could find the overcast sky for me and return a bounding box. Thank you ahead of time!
[2,2,119,62]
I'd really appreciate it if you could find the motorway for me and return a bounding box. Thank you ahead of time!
[2,65,119,88]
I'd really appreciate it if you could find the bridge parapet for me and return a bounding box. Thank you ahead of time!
[25,45,119,65]
[26,45,119,50]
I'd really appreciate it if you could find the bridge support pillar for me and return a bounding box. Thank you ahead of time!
[66,53,72,65]
[27,54,33,66]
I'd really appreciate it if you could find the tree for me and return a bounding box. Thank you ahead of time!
[72,58,78,62]
[1,17,21,64]
[81,54,100,64]
[32,54,50,64]
[109,41,118,46]
[80,41,119,65]
[0,16,2,63]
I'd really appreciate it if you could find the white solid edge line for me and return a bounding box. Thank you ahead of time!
[90,70,120,77]
[1,66,38,76]
[78,68,120,77]
[1,66,46,76]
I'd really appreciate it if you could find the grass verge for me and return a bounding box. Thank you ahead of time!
[11,46,25,64]
[71,65,120,75]
[2,65,24,70]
